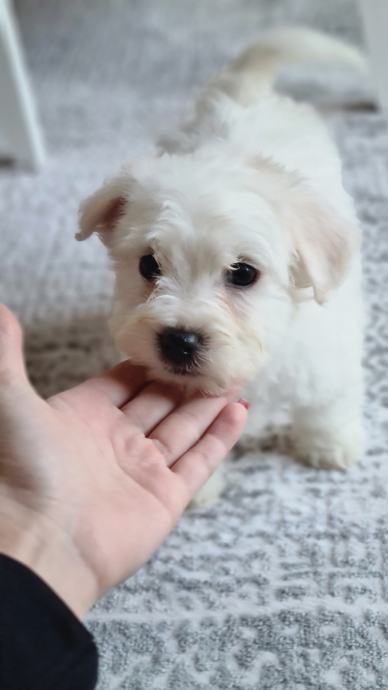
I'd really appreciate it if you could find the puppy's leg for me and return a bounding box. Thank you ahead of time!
[291,384,365,469]
[190,464,226,508]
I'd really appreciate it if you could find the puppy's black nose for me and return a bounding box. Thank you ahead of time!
[158,328,203,367]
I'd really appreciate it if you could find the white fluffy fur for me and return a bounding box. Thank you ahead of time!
[78,27,365,500]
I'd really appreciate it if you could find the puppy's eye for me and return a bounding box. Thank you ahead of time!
[225,262,259,287]
[139,254,161,281]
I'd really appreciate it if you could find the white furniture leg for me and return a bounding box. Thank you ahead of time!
[359,0,388,112]
[0,0,45,168]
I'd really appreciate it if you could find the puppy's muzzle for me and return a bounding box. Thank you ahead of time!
[157,327,203,373]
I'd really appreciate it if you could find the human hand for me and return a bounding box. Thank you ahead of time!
[0,306,247,617]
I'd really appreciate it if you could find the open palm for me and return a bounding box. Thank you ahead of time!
[0,306,246,615]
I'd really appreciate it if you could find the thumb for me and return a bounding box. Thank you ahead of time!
[0,305,29,387]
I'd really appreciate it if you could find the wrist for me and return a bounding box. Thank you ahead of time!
[0,493,99,618]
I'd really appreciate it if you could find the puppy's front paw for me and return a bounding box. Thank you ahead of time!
[293,423,365,470]
[189,465,226,509]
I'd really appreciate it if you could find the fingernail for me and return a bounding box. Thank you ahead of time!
[237,398,250,410]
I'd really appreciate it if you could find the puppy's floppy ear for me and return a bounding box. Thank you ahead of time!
[283,183,357,303]
[253,158,358,303]
[76,174,130,243]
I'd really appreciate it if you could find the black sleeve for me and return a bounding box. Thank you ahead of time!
[0,554,98,690]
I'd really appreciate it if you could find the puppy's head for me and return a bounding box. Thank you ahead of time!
[78,153,357,393]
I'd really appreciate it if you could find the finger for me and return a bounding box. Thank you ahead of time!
[172,401,247,500]
[120,381,183,434]
[0,304,29,387]
[149,394,229,465]
[65,360,147,407]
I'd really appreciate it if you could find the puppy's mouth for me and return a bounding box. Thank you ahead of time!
[165,362,200,377]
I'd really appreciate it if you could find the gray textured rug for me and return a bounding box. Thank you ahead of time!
[2,1,388,688]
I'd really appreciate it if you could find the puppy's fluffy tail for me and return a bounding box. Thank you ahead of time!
[209,26,366,105]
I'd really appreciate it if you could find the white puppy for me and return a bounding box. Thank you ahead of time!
[77,27,365,500]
